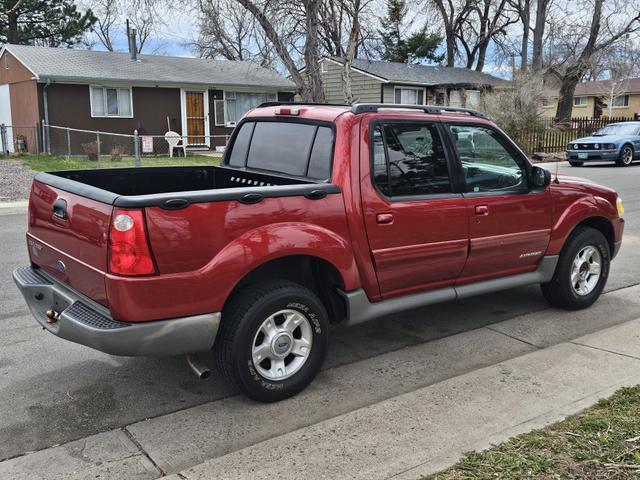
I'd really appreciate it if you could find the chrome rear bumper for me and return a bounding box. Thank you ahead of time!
[13,266,220,356]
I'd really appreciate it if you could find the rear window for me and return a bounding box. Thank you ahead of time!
[227,121,334,180]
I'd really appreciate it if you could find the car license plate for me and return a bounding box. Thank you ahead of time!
[578,153,588,159]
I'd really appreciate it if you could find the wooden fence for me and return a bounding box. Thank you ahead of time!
[513,116,633,155]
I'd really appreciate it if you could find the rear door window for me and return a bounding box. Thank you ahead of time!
[228,121,334,180]
[371,122,452,197]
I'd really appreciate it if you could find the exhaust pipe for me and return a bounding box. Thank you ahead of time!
[186,354,211,380]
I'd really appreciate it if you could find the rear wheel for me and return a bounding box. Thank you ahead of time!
[215,280,329,402]
[540,227,610,310]
[617,145,634,166]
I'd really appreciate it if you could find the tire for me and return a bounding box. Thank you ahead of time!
[569,161,584,167]
[540,227,610,310]
[215,280,329,402]
[617,144,634,167]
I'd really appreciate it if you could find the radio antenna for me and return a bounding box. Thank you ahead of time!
[554,156,560,183]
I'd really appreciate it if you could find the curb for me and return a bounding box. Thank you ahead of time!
[0,200,28,215]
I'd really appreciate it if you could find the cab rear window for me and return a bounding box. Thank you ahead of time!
[227,121,334,180]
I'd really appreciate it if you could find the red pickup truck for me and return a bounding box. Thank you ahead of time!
[14,103,624,402]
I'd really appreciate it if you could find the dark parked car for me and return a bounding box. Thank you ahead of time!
[566,121,640,167]
[14,103,624,402]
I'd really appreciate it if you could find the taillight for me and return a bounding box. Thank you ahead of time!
[108,209,156,275]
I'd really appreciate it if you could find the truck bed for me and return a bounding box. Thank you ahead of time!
[36,165,335,209]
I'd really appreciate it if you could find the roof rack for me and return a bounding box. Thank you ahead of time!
[350,103,486,118]
[257,101,350,108]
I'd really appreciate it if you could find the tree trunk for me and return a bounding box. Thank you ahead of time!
[554,66,582,123]
[554,0,604,123]
[531,0,547,71]
[303,0,325,102]
[342,1,360,104]
[433,0,456,67]
[475,41,489,71]
[7,10,19,43]
[444,25,455,66]
[519,0,530,70]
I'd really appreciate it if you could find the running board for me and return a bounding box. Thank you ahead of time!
[339,256,558,326]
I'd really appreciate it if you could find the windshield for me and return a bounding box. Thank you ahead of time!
[593,124,640,136]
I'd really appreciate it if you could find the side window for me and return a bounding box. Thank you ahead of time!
[371,123,452,197]
[372,126,389,195]
[448,125,527,193]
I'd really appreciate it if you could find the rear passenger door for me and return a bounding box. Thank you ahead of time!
[446,123,552,281]
[361,120,469,297]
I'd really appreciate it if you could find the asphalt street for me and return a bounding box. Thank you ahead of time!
[0,161,639,467]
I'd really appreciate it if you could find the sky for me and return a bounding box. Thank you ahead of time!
[81,1,513,79]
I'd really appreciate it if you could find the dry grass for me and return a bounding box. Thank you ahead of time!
[426,385,640,479]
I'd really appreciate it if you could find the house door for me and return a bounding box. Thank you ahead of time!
[185,91,207,146]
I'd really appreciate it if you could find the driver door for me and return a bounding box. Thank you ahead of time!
[447,123,553,282]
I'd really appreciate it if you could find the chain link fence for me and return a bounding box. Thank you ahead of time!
[29,124,230,169]
[1,124,40,157]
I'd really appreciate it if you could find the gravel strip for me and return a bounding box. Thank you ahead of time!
[0,159,34,202]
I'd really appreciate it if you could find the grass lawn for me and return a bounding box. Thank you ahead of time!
[427,385,640,479]
[12,153,221,172]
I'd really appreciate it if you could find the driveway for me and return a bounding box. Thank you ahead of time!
[1,161,639,472]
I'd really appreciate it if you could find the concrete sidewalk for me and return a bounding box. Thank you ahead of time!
[2,297,639,480]
[168,318,640,480]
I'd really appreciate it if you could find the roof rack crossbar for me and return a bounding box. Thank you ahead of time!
[350,103,486,118]
[257,101,350,108]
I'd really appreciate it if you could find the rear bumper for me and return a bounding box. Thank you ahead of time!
[13,266,220,356]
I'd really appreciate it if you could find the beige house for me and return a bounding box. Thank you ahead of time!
[318,57,509,108]
[541,77,640,119]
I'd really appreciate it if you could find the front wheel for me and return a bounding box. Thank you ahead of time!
[540,227,610,310]
[617,145,634,166]
[215,280,329,402]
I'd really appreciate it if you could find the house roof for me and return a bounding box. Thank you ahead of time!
[329,57,509,88]
[544,77,640,98]
[0,44,296,90]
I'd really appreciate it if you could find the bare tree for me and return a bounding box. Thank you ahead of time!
[341,0,363,103]
[195,0,276,66]
[530,0,552,70]
[456,0,519,71]
[553,0,640,122]
[431,0,473,67]
[86,0,119,50]
[232,0,325,101]
[86,0,161,53]
[126,0,158,52]
[509,0,530,70]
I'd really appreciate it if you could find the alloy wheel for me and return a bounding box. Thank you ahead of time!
[570,245,602,296]
[251,309,313,381]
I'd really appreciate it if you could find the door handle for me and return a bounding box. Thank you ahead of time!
[475,204,489,216]
[52,198,68,220]
[376,213,394,224]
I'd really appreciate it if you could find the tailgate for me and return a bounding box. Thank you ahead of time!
[27,180,112,305]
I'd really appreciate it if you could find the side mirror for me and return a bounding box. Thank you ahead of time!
[531,166,551,188]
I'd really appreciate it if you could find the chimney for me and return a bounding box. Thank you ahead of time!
[129,28,138,61]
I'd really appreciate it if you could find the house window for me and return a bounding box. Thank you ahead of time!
[224,91,277,125]
[574,96,588,106]
[90,86,133,117]
[394,87,425,105]
[214,99,225,126]
[541,98,552,107]
[320,60,328,73]
[612,95,629,107]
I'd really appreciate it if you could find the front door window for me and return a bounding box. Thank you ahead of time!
[448,125,527,193]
